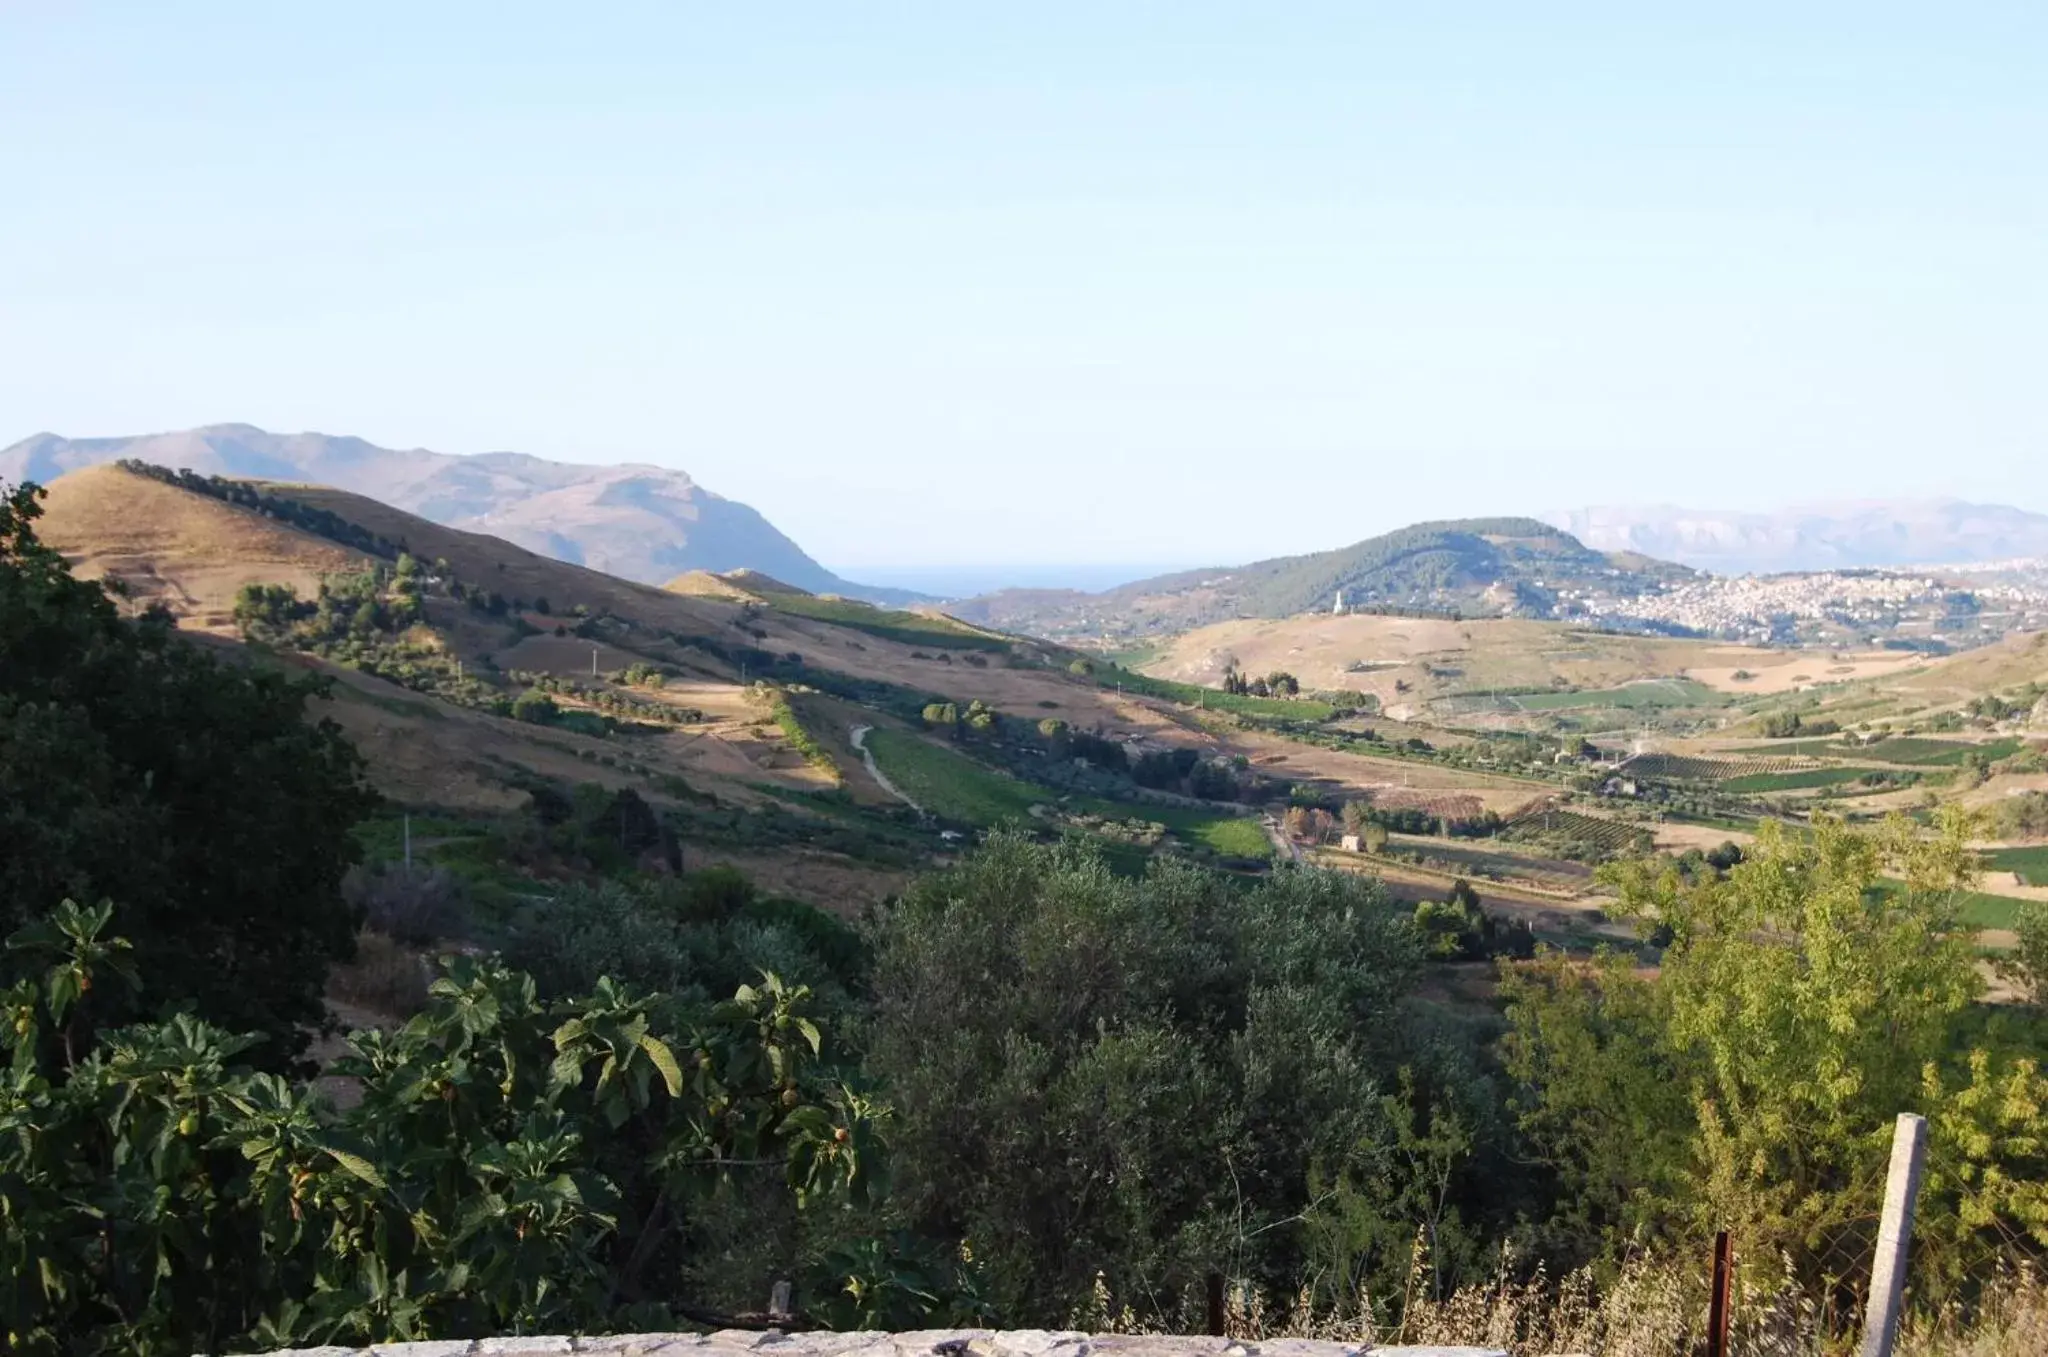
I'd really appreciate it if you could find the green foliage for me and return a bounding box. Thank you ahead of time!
[1130,517,1679,623]
[0,903,871,1354]
[1996,902,2048,1008]
[1412,880,1536,962]
[1,482,379,1067]
[1501,811,2048,1294]
[495,875,868,1019]
[865,835,1454,1320]
[754,685,839,776]
[1760,710,1841,739]
[511,688,560,724]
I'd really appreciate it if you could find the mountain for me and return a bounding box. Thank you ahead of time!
[0,424,917,604]
[1544,500,2048,574]
[949,517,1694,641]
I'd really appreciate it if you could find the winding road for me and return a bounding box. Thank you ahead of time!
[848,725,925,816]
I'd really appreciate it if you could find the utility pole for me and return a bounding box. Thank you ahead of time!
[592,646,599,678]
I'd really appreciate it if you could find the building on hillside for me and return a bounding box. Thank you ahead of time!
[1340,833,1363,853]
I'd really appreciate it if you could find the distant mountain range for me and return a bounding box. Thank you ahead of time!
[949,517,1694,641]
[1544,500,2048,574]
[0,424,916,604]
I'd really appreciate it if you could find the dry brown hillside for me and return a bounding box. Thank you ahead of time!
[36,465,374,630]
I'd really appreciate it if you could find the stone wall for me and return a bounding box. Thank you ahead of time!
[249,1330,1508,1357]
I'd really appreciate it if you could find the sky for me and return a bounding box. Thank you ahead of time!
[3,3,2044,573]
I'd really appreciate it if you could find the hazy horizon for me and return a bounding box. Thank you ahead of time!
[5,5,2043,566]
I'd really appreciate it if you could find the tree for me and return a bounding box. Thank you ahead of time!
[0,482,379,1067]
[511,688,560,724]
[1501,811,2048,1292]
[1997,902,2048,1008]
[864,835,1427,1323]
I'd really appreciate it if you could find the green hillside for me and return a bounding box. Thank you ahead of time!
[953,517,1692,638]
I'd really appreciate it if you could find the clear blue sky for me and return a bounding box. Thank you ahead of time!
[3,3,2043,571]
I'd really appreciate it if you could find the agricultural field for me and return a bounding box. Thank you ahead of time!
[1837,736,2024,766]
[1509,677,1723,711]
[862,728,1046,823]
[1984,844,2048,886]
[1621,752,1800,782]
[862,727,1270,860]
[764,593,1012,650]
[1502,804,1654,856]
[1720,766,1897,794]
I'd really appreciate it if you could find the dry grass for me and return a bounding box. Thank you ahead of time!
[326,929,432,1018]
[1087,1247,2048,1356]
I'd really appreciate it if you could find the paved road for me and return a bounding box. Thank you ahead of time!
[1263,814,1304,864]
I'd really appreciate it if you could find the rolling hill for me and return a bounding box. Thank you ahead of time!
[949,517,1694,641]
[2,423,917,603]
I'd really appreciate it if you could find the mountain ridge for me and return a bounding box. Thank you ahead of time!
[0,424,919,605]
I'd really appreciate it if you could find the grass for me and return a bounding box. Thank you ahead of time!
[1873,877,2032,931]
[1957,890,2030,930]
[863,728,1046,824]
[1721,766,1892,793]
[863,729,1272,859]
[1985,844,2048,886]
[765,594,1011,651]
[1510,678,1722,712]
[1180,816,1271,859]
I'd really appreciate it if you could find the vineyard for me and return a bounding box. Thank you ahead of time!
[1619,752,1803,783]
[1371,788,1488,821]
[1502,803,1653,856]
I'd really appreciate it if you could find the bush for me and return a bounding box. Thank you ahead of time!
[340,862,467,945]
[326,927,432,1015]
[0,901,867,1354]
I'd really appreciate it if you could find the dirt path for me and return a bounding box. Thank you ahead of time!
[849,725,924,815]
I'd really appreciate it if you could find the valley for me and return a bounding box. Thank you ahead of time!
[29,459,2048,964]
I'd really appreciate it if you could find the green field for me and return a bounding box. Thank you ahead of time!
[1720,766,1890,794]
[864,729,1271,859]
[1511,678,1722,712]
[1985,844,2048,886]
[864,728,1047,823]
[767,595,1012,651]
[1958,891,2029,931]
[1872,878,2031,931]
[1836,736,2023,766]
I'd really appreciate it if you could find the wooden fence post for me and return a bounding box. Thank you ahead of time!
[1706,1230,1733,1357]
[1860,1112,1928,1357]
[1205,1272,1226,1337]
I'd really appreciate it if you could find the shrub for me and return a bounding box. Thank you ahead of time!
[326,927,432,1015]
[340,862,467,945]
